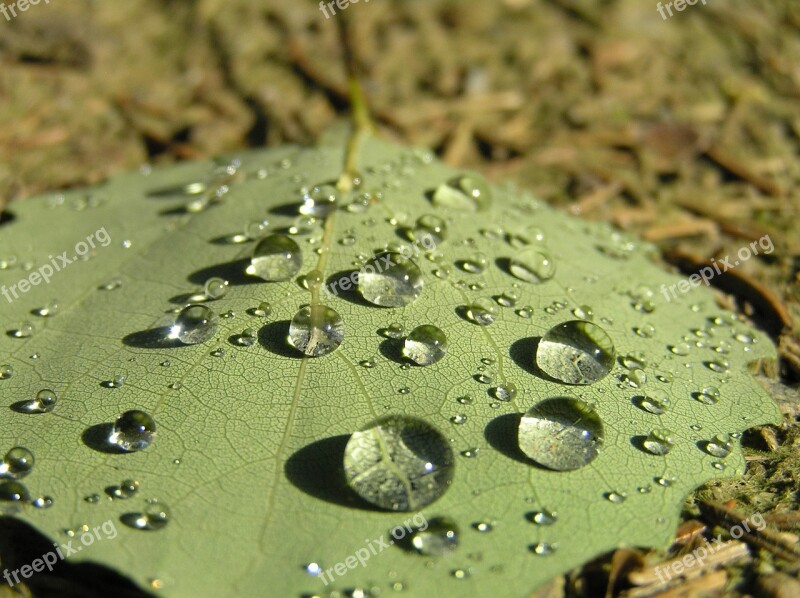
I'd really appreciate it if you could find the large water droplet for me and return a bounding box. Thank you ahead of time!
[518,397,604,470]
[403,325,447,366]
[642,429,675,455]
[248,234,303,281]
[203,277,229,300]
[1,447,34,479]
[171,304,218,345]
[536,321,615,385]
[288,304,344,357]
[509,247,556,283]
[410,516,459,556]
[20,389,58,413]
[344,415,454,511]
[111,410,157,452]
[359,252,424,307]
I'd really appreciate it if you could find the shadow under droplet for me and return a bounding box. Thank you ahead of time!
[258,321,301,358]
[325,270,373,307]
[122,327,183,349]
[82,424,126,454]
[284,435,380,511]
[509,336,551,379]
[0,516,152,597]
[119,513,148,531]
[268,202,301,217]
[495,257,513,277]
[0,210,16,227]
[378,338,406,365]
[484,413,529,465]
[630,435,649,453]
[9,400,36,414]
[187,258,258,287]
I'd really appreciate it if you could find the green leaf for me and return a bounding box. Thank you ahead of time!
[0,129,780,597]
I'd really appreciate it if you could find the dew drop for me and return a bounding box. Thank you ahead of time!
[491,383,518,402]
[509,247,556,283]
[10,321,33,338]
[128,500,171,531]
[536,320,615,385]
[112,479,140,499]
[450,414,467,425]
[249,234,303,281]
[529,510,558,526]
[21,389,58,413]
[252,301,272,318]
[344,415,454,511]
[516,306,534,319]
[403,325,447,366]
[518,397,604,470]
[464,299,497,326]
[605,491,627,504]
[473,520,494,533]
[642,429,675,456]
[410,516,459,555]
[695,386,720,405]
[705,360,729,373]
[669,342,691,356]
[457,253,489,274]
[203,277,229,300]
[530,542,557,556]
[171,304,218,345]
[635,324,656,338]
[111,410,156,452]
[0,480,30,512]
[32,496,53,509]
[432,175,492,211]
[412,214,447,245]
[1,447,34,479]
[704,433,733,458]
[359,252,424,307]
[636,390,670,415]
[0,365,13,380]
[32,300,59,317]
[300,184,339,217]
[288,304,344,357]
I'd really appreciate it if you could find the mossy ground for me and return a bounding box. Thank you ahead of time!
[1,0,797,595]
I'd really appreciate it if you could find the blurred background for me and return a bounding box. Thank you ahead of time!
[0,1,798,592]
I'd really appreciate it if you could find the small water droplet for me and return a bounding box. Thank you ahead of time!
[529,510,558,525]
[457,253,489,274]
[112,479,140,499]
[516,306,534,319]
[412,214,447,245]
[111,410,156,452]
[288,304,344,357]
[509,247,556,283]
[0,480,30,512]
[32,496,53,509]
[518,397,603,470]
[10,321,33,338]
[695,386,720,405]
[529,542,557,556]
[704,433,733,458]
[460,448,479,458]
[669,342,691,356]
[0,364,12,380]
[705,360,729,373]
[572,305,594,320]
[536,321,615,385]
[642,429,675,456]
[605,491,627,503]
[249,234,303,281]
[171,305,218,345]
[300,184,339,217]
[203,277,229,300]
[344,415,454,511]
[1,447,34,479]
[464,299,497,326]
[32,300,59,317]
[473,520,494,533]
[127,500,171,531]
[491,383,518,402]
[21,389,59,413]
[433,175,492,211]
[636,390,670,415]
[411,516,459,555]
[359,252,424,307]
[403,325,447,366]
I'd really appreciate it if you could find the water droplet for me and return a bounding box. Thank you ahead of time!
[450,414,467,425]
[170,304,218,345]
[433,175,492,211]
[636,390,670,415]
[704,433,733,458]
[495,291,519,308]
[491,384,518,402]
[572,305,594,320]
[233,327,258,347]
[0,365,13,380]
[100,278,123,291]
[359,252,424,307]
[620,368,647,388]
[529,542,557,556]
[642,429,675,456]
[473,520,494,533]
[288,304,344,357]
[210,347,225,358]
[458,253,489,274]
[536,321,615,385]
[460,448,479,458]
[456,395,474,405]
[705,360,729,373]
[111,410,157,452]
[32,300,59,317]
[410,516,459,555]
[509,247,556,283]
[695,386,720,405]
[412,215,447,245]
[301,184,339,217]
[518,397,604,470]
[403,325,447,366]
[32,496,53,509]
[465,299,497,326]
[605,491,627,503]
[85,494,101,504]
[529,510,558,525]
[128,500,170,531]
[669,342,691,356]
[344,415,455,511]
[398,387,411,395]
[635,324,656,338]
[21,389,59,413]
[516,306,534,319]
[0,480,30,512]
[10,321,33,338]
[1,447,34,479]
[204,277,229,300]
[450,568,471,580]
[112,479,140,499]
[248,234,303,281]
